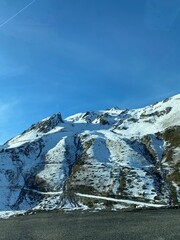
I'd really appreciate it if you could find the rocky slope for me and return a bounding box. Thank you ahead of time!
[0,94,180,214]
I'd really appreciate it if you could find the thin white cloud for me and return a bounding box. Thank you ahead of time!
[0,0,36,29]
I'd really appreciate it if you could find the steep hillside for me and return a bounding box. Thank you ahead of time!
[0,94,180,216]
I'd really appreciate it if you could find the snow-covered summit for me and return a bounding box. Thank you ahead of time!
[0,94,179,217]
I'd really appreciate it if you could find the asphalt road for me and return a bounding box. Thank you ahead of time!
[0,208,179,240]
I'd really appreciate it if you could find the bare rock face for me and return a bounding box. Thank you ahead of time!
[0,95,180,213]
[26,113,64,133]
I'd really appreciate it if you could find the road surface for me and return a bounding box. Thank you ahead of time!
[0,208,179,240]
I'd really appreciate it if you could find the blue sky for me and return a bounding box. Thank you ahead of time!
[0,0,180,144]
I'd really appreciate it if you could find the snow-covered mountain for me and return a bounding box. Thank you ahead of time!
[0,94,180,216]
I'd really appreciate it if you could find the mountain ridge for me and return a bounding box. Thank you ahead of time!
[0,94,180,216]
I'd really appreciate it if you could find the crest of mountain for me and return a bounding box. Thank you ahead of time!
[0,94,180,216]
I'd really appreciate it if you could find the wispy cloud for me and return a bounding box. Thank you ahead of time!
[0,0,37,29]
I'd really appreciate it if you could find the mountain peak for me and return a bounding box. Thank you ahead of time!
[0,95,179,216]
[32,112,64,133]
